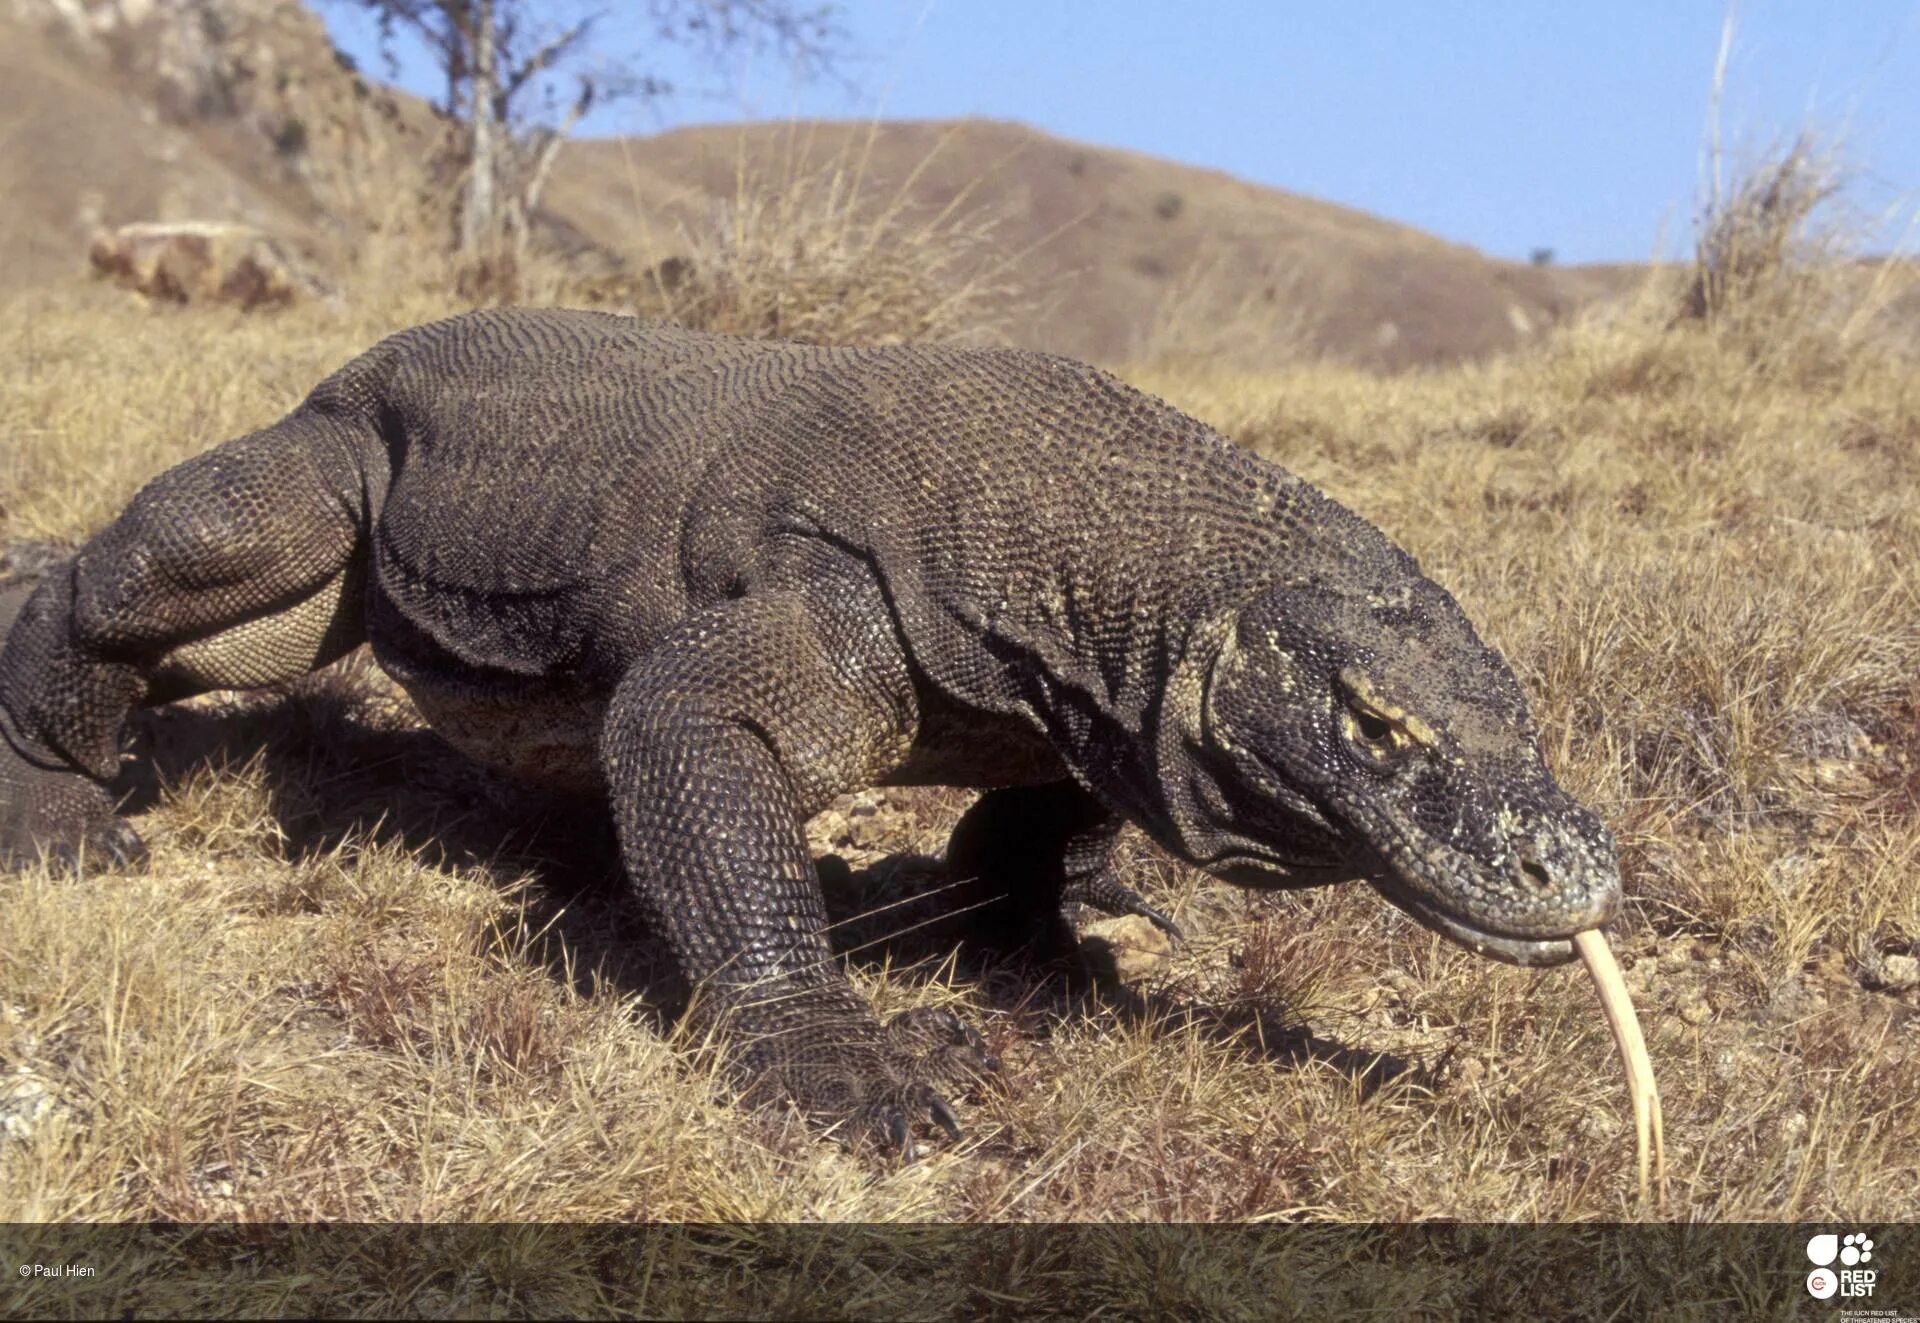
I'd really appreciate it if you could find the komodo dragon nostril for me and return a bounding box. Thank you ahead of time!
[1517,854,1554,893]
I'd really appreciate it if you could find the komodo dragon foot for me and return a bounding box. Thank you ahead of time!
[1061,872,1184,942]
[0,570,145,873]
[718,988,1000,1151]
[0,728,147,873]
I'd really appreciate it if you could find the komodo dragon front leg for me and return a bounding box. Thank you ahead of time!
[599,569,996,1147]
[0,412,368,869]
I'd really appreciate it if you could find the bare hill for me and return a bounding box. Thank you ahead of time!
[0,0,438,290]
[0,0,1640,368]
[0,18,313,288]
[550,120,1639,368]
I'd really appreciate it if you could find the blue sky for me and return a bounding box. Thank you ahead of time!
[320,2,1920,265]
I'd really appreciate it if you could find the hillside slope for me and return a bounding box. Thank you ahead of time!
[0,18,315,288]
[1,1,1638,368]
[550,119,1637,368]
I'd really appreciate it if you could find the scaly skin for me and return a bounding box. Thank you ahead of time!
[0,309,1619,1145]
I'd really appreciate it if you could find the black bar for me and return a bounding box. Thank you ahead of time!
[1,1223,1911,1320]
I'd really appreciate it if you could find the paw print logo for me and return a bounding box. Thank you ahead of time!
[1841,1233,1874,1266]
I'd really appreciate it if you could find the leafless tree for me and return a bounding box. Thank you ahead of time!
[336,0,845,253]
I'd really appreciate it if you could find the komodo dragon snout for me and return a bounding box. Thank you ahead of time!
[1174,573,1620,968]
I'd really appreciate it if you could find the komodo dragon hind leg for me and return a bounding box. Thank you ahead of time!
[943,782,1182,963]
[600,578,997,1149]
[0,410,370,871]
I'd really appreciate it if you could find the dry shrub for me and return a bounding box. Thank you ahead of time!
[628,129,1026,347]
[274,123,1030,349]
[1677,115,1912,379]
[1683,134,1845,330]
[333,195,586,323]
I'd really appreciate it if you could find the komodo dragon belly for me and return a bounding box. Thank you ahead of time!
[364,447,679,793]
[366,591,608,792]
[367,536,618,794]
[391,663,607,792]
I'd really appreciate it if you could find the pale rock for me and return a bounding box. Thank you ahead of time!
[1080,913,1174,982]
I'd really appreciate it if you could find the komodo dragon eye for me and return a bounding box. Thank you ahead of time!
[1335,674,1422,770]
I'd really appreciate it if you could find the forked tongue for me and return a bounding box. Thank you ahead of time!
[1573,928,1667,1209]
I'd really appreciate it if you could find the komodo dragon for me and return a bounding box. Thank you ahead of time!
[0,307,1619,1146]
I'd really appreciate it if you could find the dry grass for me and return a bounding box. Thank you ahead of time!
[306,122,1033,352]
[617,124,1030,348]
[1684,134,1846,331]
[3,147,1919,1313]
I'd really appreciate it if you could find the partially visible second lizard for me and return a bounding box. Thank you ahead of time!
[0,308,1619,1147]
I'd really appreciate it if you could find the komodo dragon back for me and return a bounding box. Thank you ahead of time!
[0,308,1620,1151]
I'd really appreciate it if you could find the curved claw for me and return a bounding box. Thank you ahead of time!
[90,819,150,872]
[1136,903,1185,945]
[886,1005,1002,1078]
[928,1092,963,1143]
[1066,872,1186,945]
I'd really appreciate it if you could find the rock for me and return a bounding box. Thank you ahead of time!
[1785,709,1875,763]
[1766,853,1819,898]
[1080,913,1175,983]
[0,1070,57,1145]
[1678,990,1712,1026]
[1380,968,1420,1001]
[88,220,318,310]
[1861,952,1920,993]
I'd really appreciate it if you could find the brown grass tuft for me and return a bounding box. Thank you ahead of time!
[1672,36,1914,379]
[1683,133,1846,331]
[618,126,1028,347]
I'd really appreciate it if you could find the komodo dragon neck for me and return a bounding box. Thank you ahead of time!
[835,351,1387,850]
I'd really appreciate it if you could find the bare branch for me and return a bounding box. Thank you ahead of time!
[649,0,847,80]
[521,77,596,217]
[500,15,600,113]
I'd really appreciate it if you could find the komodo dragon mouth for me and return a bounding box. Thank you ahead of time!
[1333,769,1620,970]
[1366,874,1589,967]
[1193,796,1610,968]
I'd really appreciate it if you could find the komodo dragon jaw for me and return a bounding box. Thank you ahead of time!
[1169,568,1621,969]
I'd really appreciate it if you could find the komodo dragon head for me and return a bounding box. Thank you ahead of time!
[1164,551,1619,968]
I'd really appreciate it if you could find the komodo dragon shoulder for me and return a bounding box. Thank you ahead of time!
[0,307,1618,1146]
